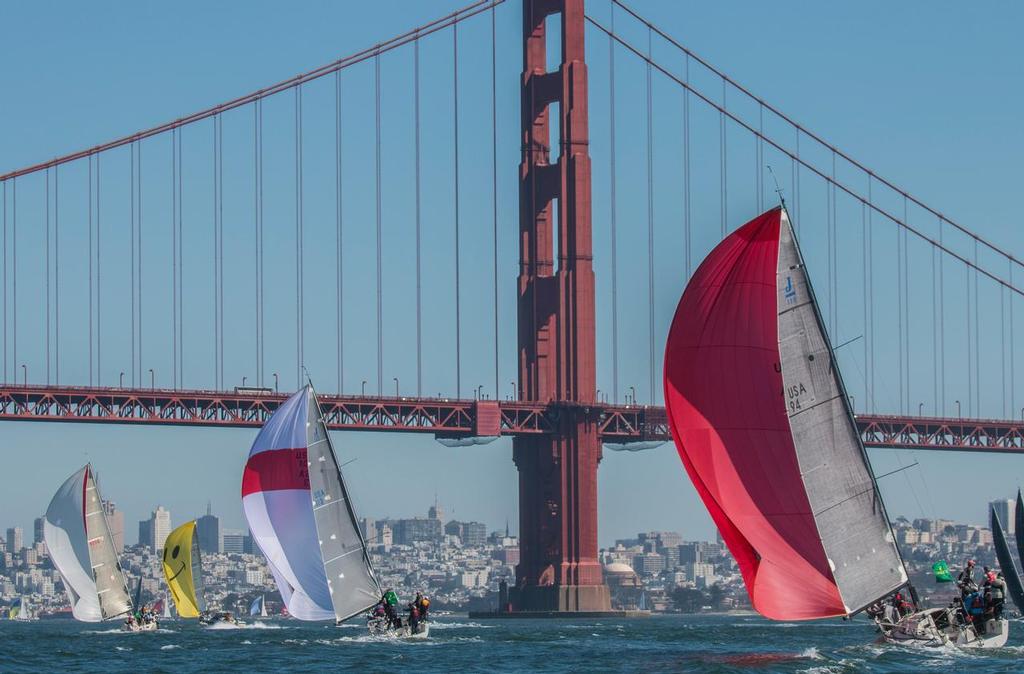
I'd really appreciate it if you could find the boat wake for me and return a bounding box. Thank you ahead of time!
[206,621,282,630]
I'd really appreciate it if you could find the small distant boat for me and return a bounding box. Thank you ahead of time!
[250,594,269,619]
[162,520,238,627]
[8,597,37,621]
[242,384,392,632]
[44,464,136,625]
[663,206,1006,649]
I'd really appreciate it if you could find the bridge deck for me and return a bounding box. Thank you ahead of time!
[0,385,1019,452]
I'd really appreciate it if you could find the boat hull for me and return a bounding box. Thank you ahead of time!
[123,620,159,632]
[365,616,430,639]
[879,608,1009,649]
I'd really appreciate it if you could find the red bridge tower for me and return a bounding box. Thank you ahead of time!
[512,0,611,612]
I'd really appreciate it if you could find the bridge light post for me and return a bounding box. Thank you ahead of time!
[510,381,517,401]
[476,385,484,400]
[272,373,279,392]
[393,377,399,398]
[242,376,248,388]
[361,380,367,396]
[149,369,155,389]
[918,402,924,416]
[119,372,125,388]
[21,364,26,386]
[629,386,637,406]
[955,400,961,420]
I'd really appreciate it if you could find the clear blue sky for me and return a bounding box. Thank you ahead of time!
[0,1,1021,546]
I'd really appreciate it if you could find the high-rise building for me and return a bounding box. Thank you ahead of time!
[461,522,487,547]
[33,518,45,546]
[138,519,152,548]
[5,527,23,554]
[196,502,222,554]
[102,500,125,554]
[146,506,172,553]
[990,498,1016,535]
[393,518,443,545]
[359,518,377,546]
[428,498,444,522]
[222,530,247,554]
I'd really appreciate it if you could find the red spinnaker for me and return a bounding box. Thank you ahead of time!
[663,208,846,620]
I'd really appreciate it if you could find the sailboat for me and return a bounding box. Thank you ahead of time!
[8,597,36,621]
[162,520,236,626]
[241,385,415,634]
[43,464,136,627]
[250,594,269,619]
[663,206,1007,648]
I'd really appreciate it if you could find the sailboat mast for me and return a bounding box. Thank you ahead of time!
[780,204,909,605]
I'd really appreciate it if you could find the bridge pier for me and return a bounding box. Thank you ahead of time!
[512,0,611,613]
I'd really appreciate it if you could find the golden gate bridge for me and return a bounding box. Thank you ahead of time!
[1,0,1021,612]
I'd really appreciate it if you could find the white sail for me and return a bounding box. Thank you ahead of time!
[45,465,132,622]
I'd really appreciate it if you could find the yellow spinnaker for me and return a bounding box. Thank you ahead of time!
[162,521,206,618]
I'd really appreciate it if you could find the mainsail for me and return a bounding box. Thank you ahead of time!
[663,207,907,620]
[1015,490,1024,565]
[990,507,1024,613]
[242,386,381,622]
[162,521,208,618]
[44,465,133,622]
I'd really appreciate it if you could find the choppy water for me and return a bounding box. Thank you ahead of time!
[1,614,1022,673]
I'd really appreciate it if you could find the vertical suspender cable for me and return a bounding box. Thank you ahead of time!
[646,26,655,403]
[173,130,178,388]
[683,53,691,279]
[974,239,980,413]
[376,54,384,395]
[414,37,422,397]
[932,245,938,414]
[45,169,50,383]
[1010,262,1015,414]
[896,196,903,413]
[53,163,58,383]
[258,101,265,387]
[867,178,874,412]
[831,154,838,338]
[2,181,5,383]
[335,74,344,393]
[219,114,225,389]
[452,24,462,398]
[939,218,945,412]
[966,262,972,416]
[1002,284,1007,418]
[719,81,727,238]
[88,158,92,385]
[97,155,102,384]
[609,8,619,402]
[212,119,218,389]
[861,200,867,414]
[491,9,499,400]
[11,178,15,383]
[254,101,261,387]
[296,85,305,387]
[902,197,909,413]
[131,145,135,386]
[178,129,184,386]
[139,145,144,384]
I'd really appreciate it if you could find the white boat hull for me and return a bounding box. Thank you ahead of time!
[123,620,159,632]
[880,608,1009,649]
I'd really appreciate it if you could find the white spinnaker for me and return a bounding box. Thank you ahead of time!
[44,466,102,621]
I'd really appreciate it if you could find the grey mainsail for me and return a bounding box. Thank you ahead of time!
[306,387,382,622]
[84,467,133,620]
[776,209,907,614]
[991,506,1024,613]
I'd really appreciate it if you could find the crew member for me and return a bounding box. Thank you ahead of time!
[957,560,978,597]
[407,600,421,634]
[984,571,1006,621]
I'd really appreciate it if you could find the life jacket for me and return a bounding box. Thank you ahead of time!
[421,597,430,609]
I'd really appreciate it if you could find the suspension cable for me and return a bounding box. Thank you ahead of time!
[414,37,422,397]
[45,168,50,383]
[609,6,619,402]
[453,23,462,399]
[296,85,305,389]
[375,54,384,395]
[491,6,499,400]
[646,26,655,403]
[335,73,343,393]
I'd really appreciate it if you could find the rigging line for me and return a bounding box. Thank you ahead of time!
[414,37,422,397]
[3,0,507,183]
[795,131,801,235]
[586,15,1024,298]
[609,5,619,402]
[646,24,655,403]
[453,22,461,399]
[491,6,499,400]
[375,53,384,395]
[604,0,1020,273]
[336,71,344,393]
